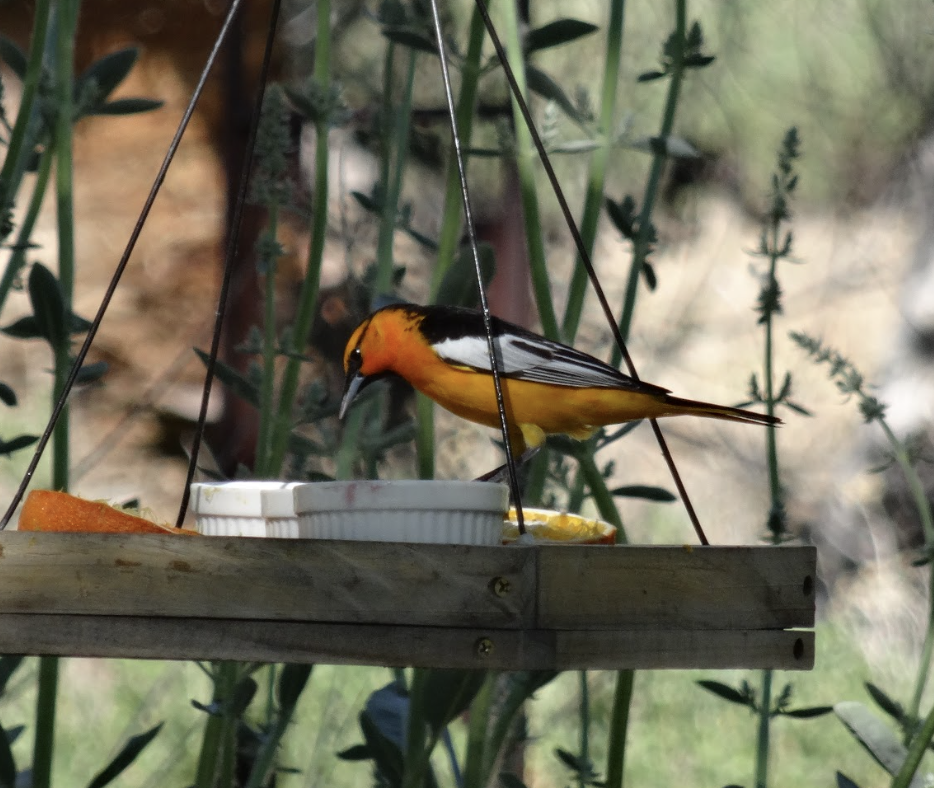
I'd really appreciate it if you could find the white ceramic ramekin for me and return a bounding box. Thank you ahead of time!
[190,481,302,537]
[293,480,509,545]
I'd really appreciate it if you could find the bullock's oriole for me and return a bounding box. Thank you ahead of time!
[340,304,779,455]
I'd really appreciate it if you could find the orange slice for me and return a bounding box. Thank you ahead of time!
[18,490,195,535]
[503,507,616,545]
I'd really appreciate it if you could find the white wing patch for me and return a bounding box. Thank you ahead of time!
[432,333,653,390]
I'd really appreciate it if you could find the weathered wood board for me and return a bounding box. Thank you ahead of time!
[0,533,816,670]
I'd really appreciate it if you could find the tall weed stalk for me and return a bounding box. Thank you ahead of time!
[793,331,934,787]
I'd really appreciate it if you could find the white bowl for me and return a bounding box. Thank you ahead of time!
[190,481,302,537]
[293,480,509,545]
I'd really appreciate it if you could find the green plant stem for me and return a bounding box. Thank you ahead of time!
[523,449,549,505]
[578,671,590,788]
[31,656,59,788]
[499,0,559,341]
[32,6,79,785]
[0,145,54,313]
[401,669,428,788]
[892,693,934,788]
[763,228,783,519]
[753,155,787,788]
[575,450,626,541]
[429,4,487,295]
[194,662,238,788]
[266,0,330,474]
[605,670,634,788]
[878,419,934,546]
[51,0,78,494]
[464,674,494,788]
[562,0,626,342]
[335,406,366,480]
[419,3,488,480]
[244,669,307,788]
[0,0,51,244]
[255,206,280,477]
[754,669,772,788]
[613,0,686,362]
[416,393,435,480]
[375,50,418,293]
[880,415,934,724]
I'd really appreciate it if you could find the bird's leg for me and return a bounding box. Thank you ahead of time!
[474,447,541,483]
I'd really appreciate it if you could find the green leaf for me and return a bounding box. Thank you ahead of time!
[336,744,370,761]
[609,481,658,498]
[836,773,862,788]
[377,0,407,26]
[382,26,437,55]
[0,316,43,339]
[608,484,676,502]
[696,680,754,708]
[287,432,328,457]
[28,263,67,350]
[90,98,164,116]
[193,348,260,408]
[0,656,24,696]
[605,195,637,239]
[781,705,834,719]
[526,19,598,53]
[74,361,108,385]
[526,65,583,124]
[422,670,486,735]
[77,48,139,103]
[0,434,39,457]
[359,709,404,788]
[228,676,258,717]
[70,312,93,334]
[554,747,585,771]
[684,53,716,69]
[783,401,812,417]
[835,702,922,784]
[277,664,313,711]
[865,682,906,724]
[434,242,496,308]
[0,35,27,80]
[642,261,657,290]
[498,775,530,788]
[85,723,162,788]
[0,720,16,788]
[0,384,15,407]
[351,190,382,215]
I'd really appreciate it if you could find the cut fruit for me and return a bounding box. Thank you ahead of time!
[18,490,194,535]
[503,507,616,545]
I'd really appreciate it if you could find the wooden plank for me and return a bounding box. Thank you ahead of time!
[537,545,815,630]
[0,533,534,628]
[0,614,814,670]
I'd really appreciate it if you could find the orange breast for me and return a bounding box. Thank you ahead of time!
[405,357,669,436]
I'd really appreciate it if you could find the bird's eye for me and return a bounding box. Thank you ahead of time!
[351,347,362,362]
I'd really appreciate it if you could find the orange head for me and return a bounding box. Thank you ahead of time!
[339,305,419,418]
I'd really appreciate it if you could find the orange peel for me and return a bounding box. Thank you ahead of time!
[503,507,616,545]
[18,490,194,535]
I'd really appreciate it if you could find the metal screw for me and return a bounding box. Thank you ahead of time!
[475,637,494,657]
[490,576,511,597]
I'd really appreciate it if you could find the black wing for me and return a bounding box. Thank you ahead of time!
[415,305,667,393]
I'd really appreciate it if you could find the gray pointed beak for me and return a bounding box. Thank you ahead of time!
[339,370,366,419]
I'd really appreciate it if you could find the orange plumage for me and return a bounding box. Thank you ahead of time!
[340,304,779,455]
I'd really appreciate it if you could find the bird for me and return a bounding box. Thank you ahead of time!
[339,303,780,455]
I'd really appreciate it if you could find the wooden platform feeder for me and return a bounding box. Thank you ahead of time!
[0,531,815,670]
